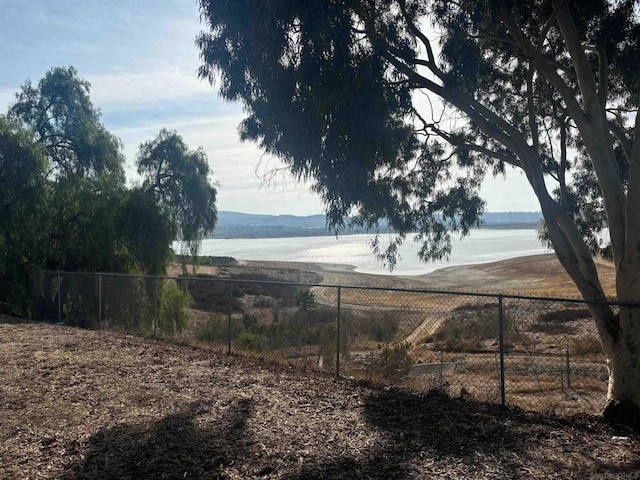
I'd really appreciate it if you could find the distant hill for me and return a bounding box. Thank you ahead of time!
[482,211,543,227]
[209,211,543,239]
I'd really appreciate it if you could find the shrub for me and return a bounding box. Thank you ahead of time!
[179,277,239,313]
[241,313,258,329]
[569,335,604,356]
[367,319,396,342]
[181,273,300,313]
[433,302,514,352]
[158,281,191,334]
[101,275,154,332]
[236,331,268,351]
[355,312,399,342]
[528,322,577,335]
[537,308,591,324]
[293,306,334,324]
[376,343,414,381]
[196,314,244,344]
[295,288,316,312]
[253,295,275,308]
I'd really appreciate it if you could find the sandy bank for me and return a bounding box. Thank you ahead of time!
[182,253,615,298]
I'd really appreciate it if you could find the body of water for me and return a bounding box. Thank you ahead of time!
[185,229,549,276]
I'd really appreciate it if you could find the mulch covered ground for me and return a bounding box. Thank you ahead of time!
[1,318,639,479]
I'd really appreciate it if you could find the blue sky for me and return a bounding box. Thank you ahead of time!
[0,0,541,215]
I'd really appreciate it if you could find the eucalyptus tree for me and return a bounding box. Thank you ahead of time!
[136,129,218,269]
[196,0,640,427]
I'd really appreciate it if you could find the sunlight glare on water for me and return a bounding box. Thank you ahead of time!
[189,229,549,276]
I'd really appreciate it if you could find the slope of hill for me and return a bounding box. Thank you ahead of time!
[1,320,638,479]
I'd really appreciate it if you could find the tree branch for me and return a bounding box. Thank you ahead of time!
[609,118,633,163]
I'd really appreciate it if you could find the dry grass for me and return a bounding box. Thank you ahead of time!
[2,319,640,480]
[2,254,629,478]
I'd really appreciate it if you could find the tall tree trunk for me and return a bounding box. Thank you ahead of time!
[602,306,640,430]
[604,262,640,430]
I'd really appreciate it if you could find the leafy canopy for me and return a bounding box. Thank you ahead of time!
[137,128,218,266]
[0,67,219,316]
[197,0,487,267]
[196,0,639,272]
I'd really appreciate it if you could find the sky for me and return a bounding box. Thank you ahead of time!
[0,0,542,216]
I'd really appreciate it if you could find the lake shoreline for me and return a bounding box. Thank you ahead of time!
[181,252,616,299]
[190,228,548,277]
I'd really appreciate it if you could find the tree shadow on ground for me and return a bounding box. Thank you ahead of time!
[292,388,638,480]
[63,398,253,480]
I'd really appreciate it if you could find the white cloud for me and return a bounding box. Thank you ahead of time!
[87,69,210,108]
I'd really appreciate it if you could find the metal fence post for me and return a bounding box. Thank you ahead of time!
[565,347,571,389]
[227,279,232,355]
[498,294,506,406]
[336,285,341,378]
[57,272,61,324]
[154,277,158,336]
[98,274,102,330]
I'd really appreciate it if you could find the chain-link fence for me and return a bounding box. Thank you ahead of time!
[29,270,616,415]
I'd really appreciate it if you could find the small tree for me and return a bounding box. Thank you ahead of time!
[378,343,414,382]
[137,129,218,272]
[295,288,316,312]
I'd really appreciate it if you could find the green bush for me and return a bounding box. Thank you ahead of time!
[196,314,244,344]
[295,288,316,312]
[356,312,398,342]
[158,281,191,334]
[253,295,275,308]
[340,310,402,343]
[292,306,334,324]
[101,275,155,332]
[180,273,299,313]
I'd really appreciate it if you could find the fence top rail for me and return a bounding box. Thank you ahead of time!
[38,270,639,308]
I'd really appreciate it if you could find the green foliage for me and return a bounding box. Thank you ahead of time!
[351,312,399,342]
[118,188,175,275]
[137,129,217,269]
[196,305,337,354]
[294,289,316,312]
[196,314,243,345]
[377,343,414,382]
[0,67,218,317]
[8,66,125,182]
[99,275,155,332]
[197,0,487,267]
[181,273,298,313]
[252,296,275,308]
[0,117,48,314]
[158,281,192,334]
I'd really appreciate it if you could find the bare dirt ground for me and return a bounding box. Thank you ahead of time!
[2,254,631,479]
[2,318,639,480]
[178,253,617,298]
